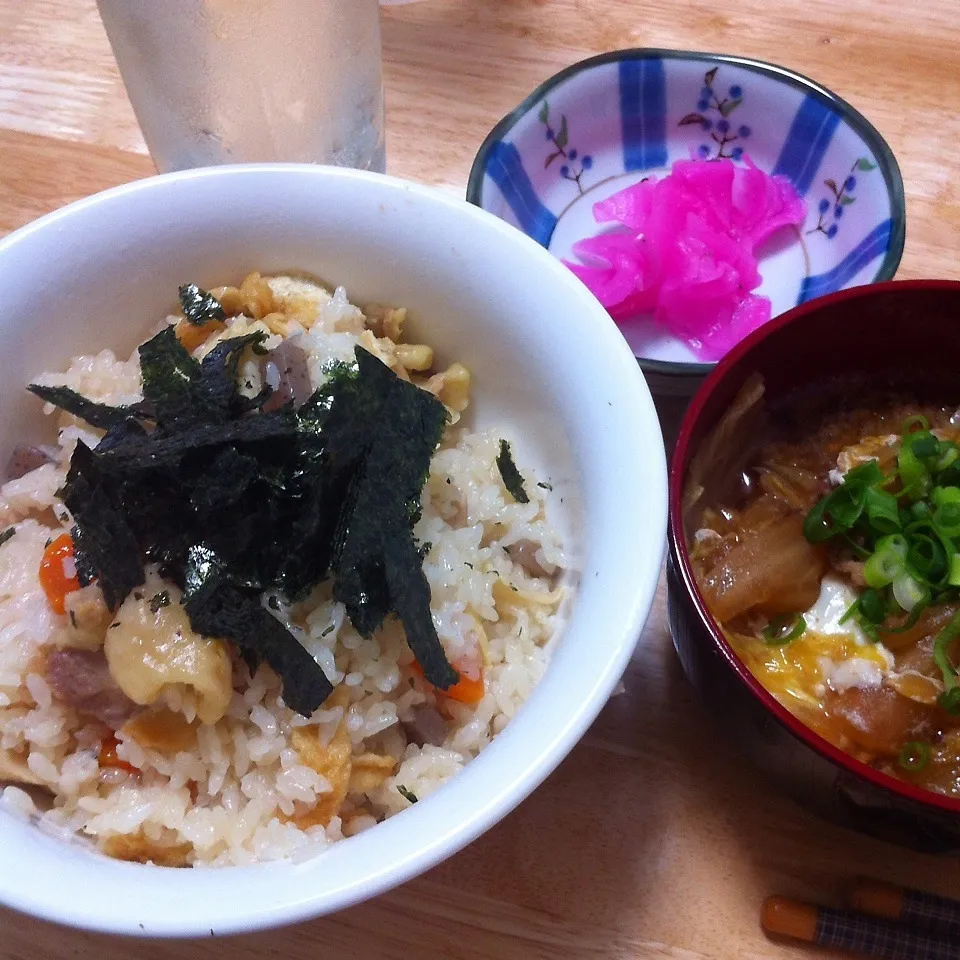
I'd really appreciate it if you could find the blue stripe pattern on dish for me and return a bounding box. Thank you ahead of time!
[486,141,558,247]
[620,58,668,172]
[772,96,841,195]
[798,219,893,303]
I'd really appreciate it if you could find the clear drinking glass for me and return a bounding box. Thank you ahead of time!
[96,0,386,173]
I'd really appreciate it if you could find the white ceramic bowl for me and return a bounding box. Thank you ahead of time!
[0,165,667,937]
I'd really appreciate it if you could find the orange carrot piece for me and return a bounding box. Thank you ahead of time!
[39,533,81,615]
[173,316,225,353]
[444,672,485,704]
[411,660,485,704]
[97,735,138,775]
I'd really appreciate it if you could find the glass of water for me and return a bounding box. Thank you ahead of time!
[97,0,386,174]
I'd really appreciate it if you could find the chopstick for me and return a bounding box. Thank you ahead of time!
[850,878,960,938]
[761,896,960,960]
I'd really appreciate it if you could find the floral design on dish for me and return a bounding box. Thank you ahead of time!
[807,156,878,239]
[679,67,752,160]
[538,101,593,194]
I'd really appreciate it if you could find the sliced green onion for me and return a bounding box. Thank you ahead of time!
[938,687,960,714]
[863,555,898,589]
[934,501,960,536]
[802,498,834,543]
[878,532,908,556]
[840,596,880,635]
[933,485,960,507]
[935,442,960,473]
[932,609,960,689]
[762,614,807,646]
[902,414,930,435]
[898,741,932,772]
[863,534,907,588]
[825,484,867,529]
[903,503,960,557]
[902,477,933,504]
[892,573,930,612]
[858,588,888,625]
[803,419,960,637]
[803,478,876,545]
[838,598,860,625]
[906,535,947,583]
[938,505,960,527]
[899,441,929,502]
[845,460,884,487]
[863,486,901,534]
[910,431,940,460]
[939,462,960,488]
[903,517,938,539]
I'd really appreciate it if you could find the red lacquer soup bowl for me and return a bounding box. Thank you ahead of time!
[667,280,960,852]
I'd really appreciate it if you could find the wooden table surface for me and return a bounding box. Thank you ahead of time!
[1,1,960,958]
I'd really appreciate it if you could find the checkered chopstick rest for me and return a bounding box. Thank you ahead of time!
[816,906,960,960]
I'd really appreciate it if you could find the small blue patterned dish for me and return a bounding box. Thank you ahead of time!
[467,49,905,396]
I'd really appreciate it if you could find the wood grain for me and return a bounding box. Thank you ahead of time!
[0,1,958,958]
[0,129,153,234]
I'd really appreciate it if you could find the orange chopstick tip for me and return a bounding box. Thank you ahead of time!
[848,878,905,921]
[761,896,819,943]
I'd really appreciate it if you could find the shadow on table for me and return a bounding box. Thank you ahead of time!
[651,391,690,459]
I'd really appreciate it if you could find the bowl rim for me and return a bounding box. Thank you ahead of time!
[668,277,960,817]
[465,47,907,381]
[0,162,669,936]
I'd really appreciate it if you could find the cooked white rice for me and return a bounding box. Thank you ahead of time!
[0,276,566,866]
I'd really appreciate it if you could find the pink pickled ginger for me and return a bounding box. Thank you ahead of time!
[564,157,806,361]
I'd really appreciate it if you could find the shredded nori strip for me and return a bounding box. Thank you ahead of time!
[46,323,455,715]
[96,413,297,471]
[329,349,456,689]
[138,326,205,428]
[178,284,226,326]
[0,527,14,548]
[199,333,271,419]
[97,417,149,453]
[149,591,171,614]
[397,785,418,804]
[183,555,333,715]
[383,531,457,688]
[496,439,529,504]
[136,328,271,433]
[188,447,260,515]
[27,384,154,430]
[63,442,145,608]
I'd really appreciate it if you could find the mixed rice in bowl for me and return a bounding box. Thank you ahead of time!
[0,272,567,867]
